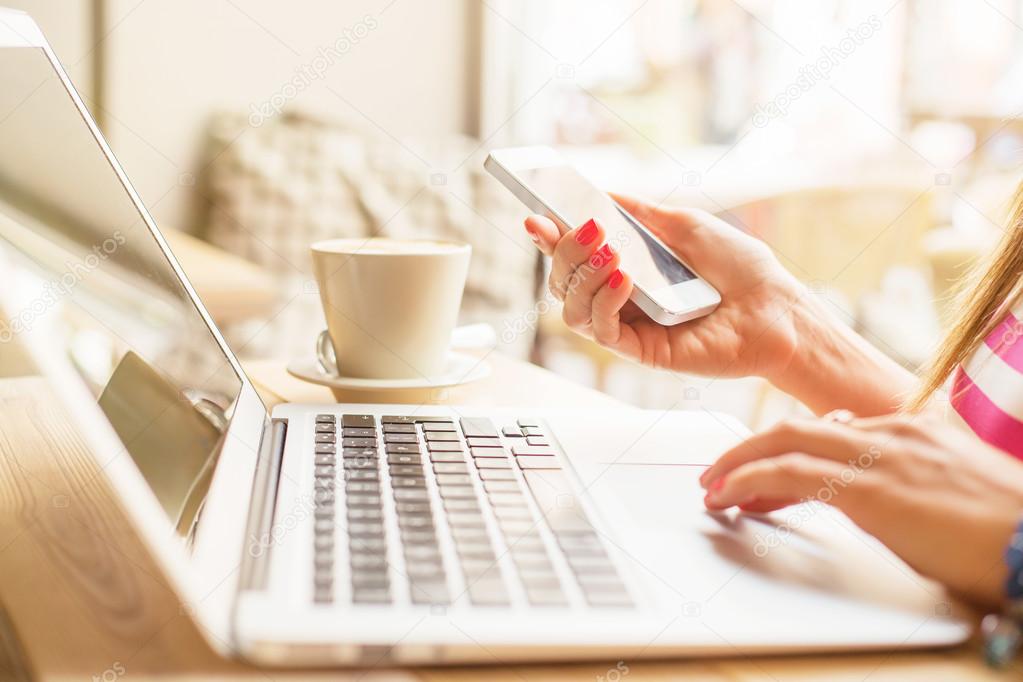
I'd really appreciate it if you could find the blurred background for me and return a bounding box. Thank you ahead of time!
[9,0,1023,428]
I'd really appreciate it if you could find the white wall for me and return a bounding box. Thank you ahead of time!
[13,0,476,233]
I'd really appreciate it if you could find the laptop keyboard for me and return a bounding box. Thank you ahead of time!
[308,413,633,609]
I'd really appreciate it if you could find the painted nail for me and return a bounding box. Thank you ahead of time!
[575,219,598,245]
[589,244,613,268]
[710,477,725,491]
[525,226,540,244]
[608,269,623,289]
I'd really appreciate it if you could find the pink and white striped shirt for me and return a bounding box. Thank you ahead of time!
[951,297,1023,459]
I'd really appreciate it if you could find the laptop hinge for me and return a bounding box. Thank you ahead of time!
[238,416,288,591]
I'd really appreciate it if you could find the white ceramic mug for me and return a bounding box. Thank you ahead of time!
[311,238,471,379]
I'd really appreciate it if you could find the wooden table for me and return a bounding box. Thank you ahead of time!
[0,354,1014,681]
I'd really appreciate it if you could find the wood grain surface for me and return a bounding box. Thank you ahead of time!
[0,368,1015,681]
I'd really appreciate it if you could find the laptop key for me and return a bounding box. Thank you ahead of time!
[316,414,336,423]
[349,522,386,537]
[347,494,383,507]
[342,414,377,428]
[526,437,550,447]
[343,427,376,438]
[315,433,336,444]
[468,581,511,606]
[511,446,555,457]
[353,587,391,604]
[389,464,423,477]
[433,462,469,474]
[479,469,516,481]
[465,437,502,448]
[443,497,481,511]
[387,454,422,465]
[393,488,430,502]
[460,417,499,438]
[345,469,378,481]
[437,485,476,499]
[386,444,421,455]
[381,415,416,424]
[315,444,336,455]
[383,423,416,434]
[345,482,380,494]
[347,507,383,521]
[395,501,432,515]
[343,458,376,469]
[398,515,434,530]
[350,553,388,570]
[427,441,462,453]
[351,571,389,588]
[421,421,456,431]
[315,423,335,433]
[349,536,387,552]
[501,426,524,438]
[390,476,426,488]
[429,451,466,463]
[342,447,378,458]
[483,480,520,493]
[343,437,377,449]
[446,512,486,528]
[385,433,417,444]
[435,473,472,486]
[474,457,512,469]
[470,447,508,459]
[525,587,568,606]
[314,455,335,466]
[425,431,460,442]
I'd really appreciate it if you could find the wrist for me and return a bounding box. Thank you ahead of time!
[765,288,916,416]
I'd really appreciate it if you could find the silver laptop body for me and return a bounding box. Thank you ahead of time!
[0,8,969,666]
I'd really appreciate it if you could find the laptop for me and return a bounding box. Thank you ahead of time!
[0,8,969,666]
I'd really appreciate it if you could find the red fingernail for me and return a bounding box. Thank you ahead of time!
[525,226,540,244]
[608,269,623,289]
[710,477,725,491]
[575,219,597,245]
[590,244,613,268]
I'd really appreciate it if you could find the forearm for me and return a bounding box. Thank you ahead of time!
[769,294,918,416]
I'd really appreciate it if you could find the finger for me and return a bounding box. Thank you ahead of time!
[704,454,845,510]
[700,419,875,490]
[608,192,686,234]
[737,497,801,514]
[562,244,622,331]
[524,215,559,257]
[590,270,634,348]
[548,218,603,299]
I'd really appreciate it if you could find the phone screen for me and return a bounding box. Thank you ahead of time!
[516,165,696,289]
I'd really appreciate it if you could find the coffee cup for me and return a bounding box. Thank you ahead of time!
[311,238,471,379]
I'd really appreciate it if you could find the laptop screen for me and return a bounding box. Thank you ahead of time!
[0,46,246,538]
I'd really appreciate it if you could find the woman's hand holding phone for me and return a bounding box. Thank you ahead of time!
[523,193,916,416]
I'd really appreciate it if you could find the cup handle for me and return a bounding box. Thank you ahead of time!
[315,330,338,375]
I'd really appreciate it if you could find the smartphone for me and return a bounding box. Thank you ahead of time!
[485,146,720,325]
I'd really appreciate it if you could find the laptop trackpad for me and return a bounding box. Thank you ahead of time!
[587,463,949,619]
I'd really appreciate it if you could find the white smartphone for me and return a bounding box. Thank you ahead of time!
[485,146,720,325]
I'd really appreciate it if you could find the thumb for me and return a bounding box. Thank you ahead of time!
[608,192,704,252]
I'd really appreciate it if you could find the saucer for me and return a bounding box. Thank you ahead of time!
[287,351,491,391]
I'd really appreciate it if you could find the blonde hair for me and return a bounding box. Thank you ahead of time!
[909,184,1023,410]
